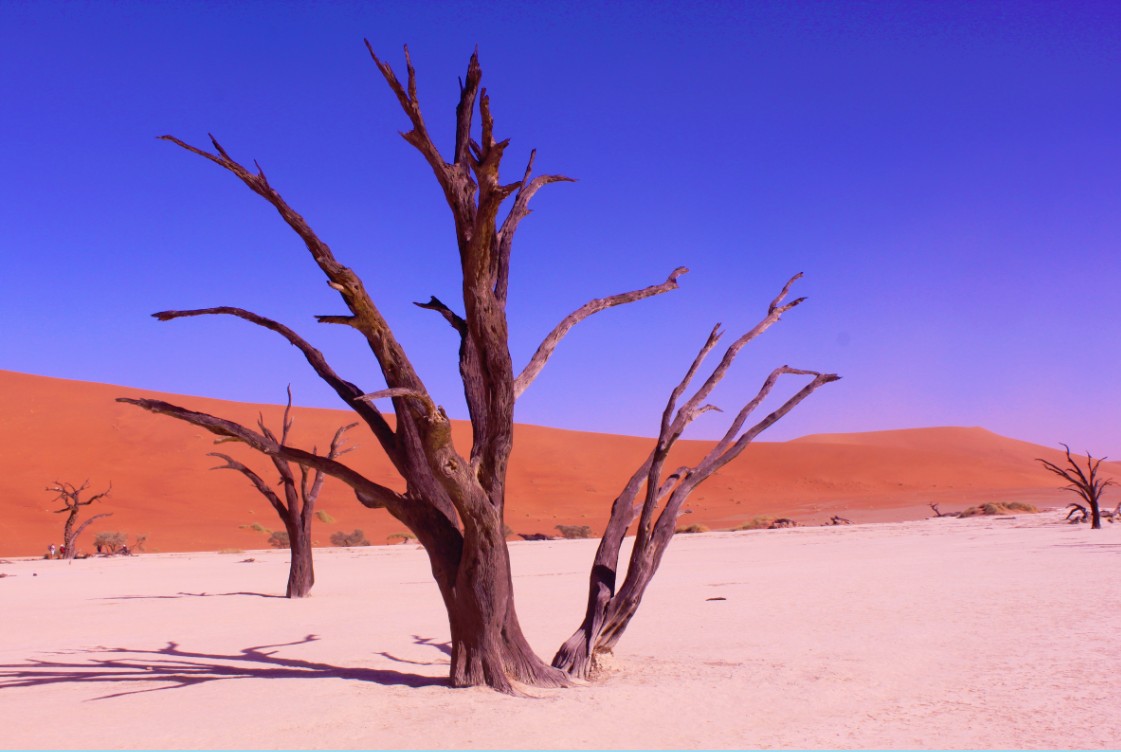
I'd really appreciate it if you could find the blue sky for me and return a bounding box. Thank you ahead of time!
[2,1,1118,454]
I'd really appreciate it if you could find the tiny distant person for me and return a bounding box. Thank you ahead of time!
[48,543,56,559]
[120,544,129,556]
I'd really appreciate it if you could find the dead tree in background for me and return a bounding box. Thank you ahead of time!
[120,45,836,693]
[124,389,354,597]
[48,481,112,560]
[1038,445,1116,530]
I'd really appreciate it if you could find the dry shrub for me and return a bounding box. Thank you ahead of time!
[734,516,775,531]
[958,501,1039,517]
[315,510,336,524]
[555,524,594,539]
[331,529,370,547]
[387,532,416,544]
[267,530,290,548]
[676,523,709,534]
[93,531,127,553]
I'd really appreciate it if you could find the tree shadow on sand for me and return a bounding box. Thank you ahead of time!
[99,591,286,600]
[0,634,446,699]
[375,634,453,666]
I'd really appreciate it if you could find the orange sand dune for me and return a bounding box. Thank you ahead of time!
[0,369,1105,557]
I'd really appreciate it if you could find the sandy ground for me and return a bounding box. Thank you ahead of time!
[2,508,1119,749]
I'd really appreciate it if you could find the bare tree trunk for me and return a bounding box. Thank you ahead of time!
[65,512,113,560]
[285,519,315,598]
[413,519,566,693]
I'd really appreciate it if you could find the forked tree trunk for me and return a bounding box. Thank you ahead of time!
[555,307,839,679]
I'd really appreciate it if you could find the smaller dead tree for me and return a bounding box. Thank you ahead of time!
[48,481,112,560]
[208,389,355,597]
[1038,445,1116,530]
[122,389,355,597]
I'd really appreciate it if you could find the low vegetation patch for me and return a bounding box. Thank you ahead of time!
[331,529,371,547]
[676,523,709,534]
[93,531,128,554]
[555,524,594,539]
[734,516,775,531]
[267,530,290,548]
[958,501,1038,517]
[315,510,336,524]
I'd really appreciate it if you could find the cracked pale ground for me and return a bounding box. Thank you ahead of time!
[2,510,1118,749]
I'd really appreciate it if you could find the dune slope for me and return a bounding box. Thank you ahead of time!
[1,369,1103,556]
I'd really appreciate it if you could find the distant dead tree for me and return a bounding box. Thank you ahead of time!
[1037,445,1116,530]
[120,45,837,692]
[48,481,112,560]
[929,503,957,518]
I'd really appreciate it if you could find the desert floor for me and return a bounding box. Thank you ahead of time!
[2,508,1119,749]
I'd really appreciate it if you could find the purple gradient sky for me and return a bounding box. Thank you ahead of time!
[2,1,1118,454]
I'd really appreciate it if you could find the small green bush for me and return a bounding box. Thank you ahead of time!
[555,524,594,539]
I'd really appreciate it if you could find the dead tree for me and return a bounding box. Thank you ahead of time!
[120,45,836,693]
[116,390,350,596]
[553,302,838,678]
[1038,445,1116,530]
[206,388,355,597]
[48,481,112,560]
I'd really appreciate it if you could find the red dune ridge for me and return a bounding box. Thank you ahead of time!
[0,369,1105,557]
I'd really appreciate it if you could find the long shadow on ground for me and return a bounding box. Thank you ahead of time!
[0,634,446,699]
[99,591,286,600]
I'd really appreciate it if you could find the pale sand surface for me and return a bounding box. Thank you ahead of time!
[2,510,1119,749]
